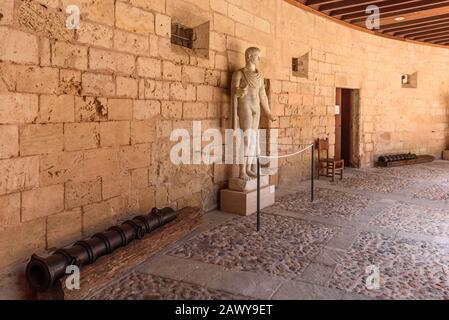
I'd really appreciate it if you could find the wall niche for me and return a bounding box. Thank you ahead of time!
[171,21,210,59]
[401,72,418,89]
[292,52,309,79]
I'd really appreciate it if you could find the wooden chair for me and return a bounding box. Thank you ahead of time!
[316,139,344,182]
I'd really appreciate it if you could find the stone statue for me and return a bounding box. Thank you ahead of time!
[231,47,276,181]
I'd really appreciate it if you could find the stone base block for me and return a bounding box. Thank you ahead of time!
[220,185,275,216]
[443,150,449,161]
[228,175,270,192]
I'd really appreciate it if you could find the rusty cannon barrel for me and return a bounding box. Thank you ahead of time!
[378,153,417,164]
[26,207,177,293]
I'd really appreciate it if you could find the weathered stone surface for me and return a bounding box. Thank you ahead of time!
[102,172,131,200]
[134,100,161,120]
[116,77,138,99]
[131,121,157,144]
[130,0,166,13]
[0,219,45,269]
[52,41,88,70]
[46,208,82,248]
[82,200,116,236]
[38,95,75,123]
[162,61,182,81]
[65,178,102,209]
[59,69,82,95]
[170,83,196,101]
[119,144,151,170]
[161,101,182,119]
[82,147,119,179]
[22,184,64,221]
[116,2,155,35]
[0,93,38,124]
[40,151,84,186]
[108,99,133,121]
[15,66,59,94]
[18,0,74,41]
[183,102,207,119]
[100,121,130,147]
[89,48,135,76]
[0,157,39,195]
[77,22,113,48]
[140,79,170,100]
[20,124,64,156]
[137,57,161,79]
[64,123,100,151]
[0,125,19,159]
[0,27,38,64]
[0,193,21,228]
[114,30,149,55]
[0,1,14,26]
[82,73,115,96]
[75,96,108,122]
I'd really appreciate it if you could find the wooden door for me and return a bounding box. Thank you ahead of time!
[341,89,353,166]
[335,88,342,160]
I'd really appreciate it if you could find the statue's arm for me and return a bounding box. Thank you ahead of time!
[259,79,275,121]
[231,71,242,129]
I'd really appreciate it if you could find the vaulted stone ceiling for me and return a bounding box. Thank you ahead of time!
[291,0,449,47]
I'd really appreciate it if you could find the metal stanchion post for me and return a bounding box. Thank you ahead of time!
[311,144,315,202]
[257,156,261,232]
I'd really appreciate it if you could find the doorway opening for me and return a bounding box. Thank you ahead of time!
[335,88,360,168]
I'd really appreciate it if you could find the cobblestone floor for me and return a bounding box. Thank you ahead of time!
[94,161,449,300]
[91,273,250,300]
[367,165,449,182]
[270,187,374,220]
[329,232,449,300]
[373,202,449,237]
[169,214,336,278]
[332,171,414,193]
[413,184,449,201]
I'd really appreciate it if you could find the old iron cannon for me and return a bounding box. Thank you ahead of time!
[26,207,177,293]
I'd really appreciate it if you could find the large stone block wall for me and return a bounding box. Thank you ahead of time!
[0,0,448,298]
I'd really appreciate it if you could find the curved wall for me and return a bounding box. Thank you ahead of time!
[0,0,448,298]
[271,1,449,166]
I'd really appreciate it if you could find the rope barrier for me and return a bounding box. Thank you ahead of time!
[258,144,314,160]
[256,143,315,232]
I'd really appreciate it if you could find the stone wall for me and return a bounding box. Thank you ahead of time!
[0,0,448,298]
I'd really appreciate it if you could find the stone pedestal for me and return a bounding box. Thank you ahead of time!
[220,176,275,216]
[228,176,270,191]
[443,150,449,161]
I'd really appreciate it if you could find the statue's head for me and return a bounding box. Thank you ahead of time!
[245,47,261,66]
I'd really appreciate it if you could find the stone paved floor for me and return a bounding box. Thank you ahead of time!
[92,161,449,300]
